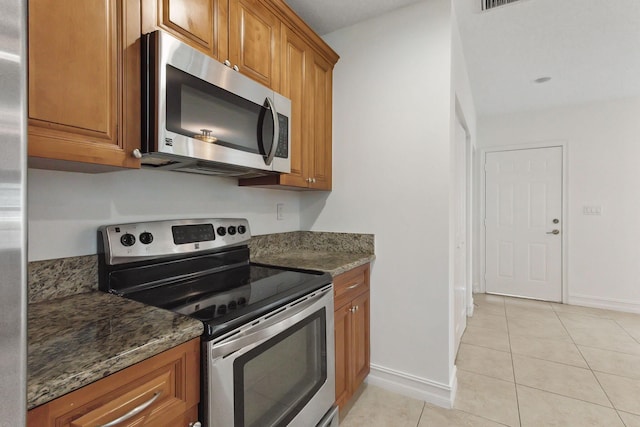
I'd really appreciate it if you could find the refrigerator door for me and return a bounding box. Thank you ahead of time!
[0,0,27,423]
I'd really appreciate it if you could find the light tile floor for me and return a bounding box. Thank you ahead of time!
[340,294,640,426]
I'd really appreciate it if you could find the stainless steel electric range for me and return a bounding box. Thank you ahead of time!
[98,218,338,427]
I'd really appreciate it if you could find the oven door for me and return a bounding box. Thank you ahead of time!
[205,286,335,427]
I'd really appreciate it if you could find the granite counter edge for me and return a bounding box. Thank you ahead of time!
[27,321,203,409]
[324,255,375,277]
[252,253,375,277]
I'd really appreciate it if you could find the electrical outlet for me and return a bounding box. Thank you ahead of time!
[276,203,284,221]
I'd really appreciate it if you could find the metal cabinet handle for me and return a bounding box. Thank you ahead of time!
[312,178,316,183]
[132,149,142,159]
[223,59,231,67]
[306,177,312,183]
[546,229,560,235]
[97,391,162,427]
[233,64,240,72]
[346,283,360,290]
[189,422,202,427]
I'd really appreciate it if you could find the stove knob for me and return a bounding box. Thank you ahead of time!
[238,225,247,234]
[217,304,227,315]
[228,226,237,235]
[139,232,153,245]
[228,301,237,310]
[237,297,247,306]
[120,233,136,247]
[216,226,226,237]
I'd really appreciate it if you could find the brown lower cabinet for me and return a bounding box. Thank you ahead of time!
[334,264,371,410]
[27,338,200,427]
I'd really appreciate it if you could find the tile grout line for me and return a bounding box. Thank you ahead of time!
[457,366,514,383]
[503,298,523,427]
[414,401,425,427]
[613,318,640,346]
[554,306,625,423]
[453,408,513,427]
[515,383,622,411]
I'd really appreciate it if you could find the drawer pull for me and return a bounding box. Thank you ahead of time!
[98,390,162,427]
[346,283,360,290]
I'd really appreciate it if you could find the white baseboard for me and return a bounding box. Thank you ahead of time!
[366,364,457,409]
[568,294,640,314]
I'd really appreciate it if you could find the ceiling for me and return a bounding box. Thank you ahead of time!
[455,0,640,116]
[285,0,424,35]
[285,0,640,117]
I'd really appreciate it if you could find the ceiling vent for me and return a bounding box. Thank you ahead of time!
[482,0,522,11]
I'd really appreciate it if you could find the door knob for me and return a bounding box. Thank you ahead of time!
[546,229,560,235]
[553,218,560,224]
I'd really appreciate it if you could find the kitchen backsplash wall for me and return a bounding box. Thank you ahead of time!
[249,231,374,258]
[28,168,302,261]
[28,255,98,303]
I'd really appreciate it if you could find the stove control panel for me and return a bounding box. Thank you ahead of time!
[99,218,251,265]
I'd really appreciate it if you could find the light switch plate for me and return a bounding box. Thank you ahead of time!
[583,205,602,215]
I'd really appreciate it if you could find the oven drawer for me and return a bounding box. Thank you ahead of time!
[27,339,200,427]
[334,264,370,309]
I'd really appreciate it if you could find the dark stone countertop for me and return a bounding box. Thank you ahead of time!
[27,291,203,410]
[252,251,375,277]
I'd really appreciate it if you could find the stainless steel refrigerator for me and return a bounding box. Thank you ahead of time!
[0,0,27,424]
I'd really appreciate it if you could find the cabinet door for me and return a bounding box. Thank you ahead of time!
[351,291,370,391]
[278,25,309,187]
[27,339,200,427]
[307,52,333,189]
[28,0,141,170]
[229,0,280,90]
[334,303,352,409]
[142,0,227,61]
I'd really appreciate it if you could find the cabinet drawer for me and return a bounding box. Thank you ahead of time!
[28,339,200,427]
[334,264,369,310]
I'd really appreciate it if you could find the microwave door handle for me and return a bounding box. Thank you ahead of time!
[264,96,279,166]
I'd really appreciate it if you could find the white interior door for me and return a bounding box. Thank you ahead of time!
[484,147,563,302]
[454,118,468,351]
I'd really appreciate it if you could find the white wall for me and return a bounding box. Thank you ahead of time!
[478,97,640,312]
[28,168,301,261]
[450,3,477,372]
[301,0,458,405]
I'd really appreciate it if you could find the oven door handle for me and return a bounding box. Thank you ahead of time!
[210,288,331,359]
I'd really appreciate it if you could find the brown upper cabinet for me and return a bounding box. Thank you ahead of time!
[142,0,281,91]
[28,0,338,180]
[28,0,142,171]
[141,0,339,190]
[239,8,337,190]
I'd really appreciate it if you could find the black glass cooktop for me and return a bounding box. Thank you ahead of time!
[100,247,331,340]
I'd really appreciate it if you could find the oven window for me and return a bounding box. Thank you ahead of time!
[234,309,327,427]
[165,65,275,156]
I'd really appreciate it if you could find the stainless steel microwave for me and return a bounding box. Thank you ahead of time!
[141,31,291,177]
